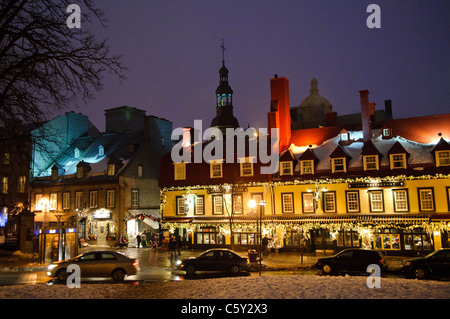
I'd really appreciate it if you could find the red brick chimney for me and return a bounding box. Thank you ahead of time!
[268,75,291,151]
[359,90,371,142]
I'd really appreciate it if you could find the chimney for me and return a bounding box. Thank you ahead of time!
[359,90,371,142]
[384,100,393,120]
[268,76,291,151]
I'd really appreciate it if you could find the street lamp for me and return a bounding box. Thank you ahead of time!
[258,200,265,277]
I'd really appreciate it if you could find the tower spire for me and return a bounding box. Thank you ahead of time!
[220,38,226,64]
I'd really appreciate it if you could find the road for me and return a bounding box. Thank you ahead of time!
[0,247,405,286]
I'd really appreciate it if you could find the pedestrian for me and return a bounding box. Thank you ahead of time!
[176,235,181,255]
[262,234,271,256]
[169,235,177,259]
[141,232,147,248]
[136,233,141,248]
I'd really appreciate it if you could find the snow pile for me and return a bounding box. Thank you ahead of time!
[0,275,449,299]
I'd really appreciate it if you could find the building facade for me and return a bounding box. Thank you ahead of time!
[31,106,172,247]
[160,75,450,255]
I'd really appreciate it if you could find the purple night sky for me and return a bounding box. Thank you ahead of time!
[63,0,449,132]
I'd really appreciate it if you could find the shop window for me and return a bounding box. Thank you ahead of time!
[373,229,400,250]
[369,190,384,212]
[345,191,360,213]
[404,228,433,251]
[337,229,360,248]
[418,188,435,211]
[197,228,223,245]
[301,192,315,213]
[393,189,409,212]
[281,193,294,213]
[233,232,257,245]
[323,191,336,213]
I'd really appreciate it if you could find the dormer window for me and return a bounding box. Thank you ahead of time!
[383,128,391,137]
[436,150,450,167]
[390,153,407,169]
[363,155,379,171]
[107,163,115,176]
[174,162,186,180]
[74,148,80,158]
[340,132,349,141]
[210,162,223,178]
[51,167,58,180]
[331,157,347,173]
[280,161,293,175]
[240,161,253,177]
[76,166,84,178]
[129,144,135,152]
[98,145,104,156]
[300,160,314,175]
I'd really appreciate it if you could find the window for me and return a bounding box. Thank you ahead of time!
[176,196,186,215]
[346,191,360,213]
[393,189,409,212]
[436,150,450,167]
[49,193,57,210]
[331,158,346,173]
[301,192,315,213]
[107,164,115,176]
[300,160,313,175]
[35,194,43,210]
[18,176,26,193]
[75,191,83,209]
[282,193,294,213]
[280,161,293,175]
[137,165,143,177]
[174,163,186,180]
[2,153,9,165]
[210,163,223,178]
[240,161,253,176]
[76,166,84,179]
[390,154,407,169]
[373,229,400,250]
[369,190,384,212]
[233,195,243,214]
[98,145,104,156]
[51,168,58,180]
[131,189,139,207]
[212,195,223,214]
[106,190,115,208]
[418,188,434,211]
[74,148,80,158]
[89,190,98,208]
[363,155,379,170]
[195,195,204,215]
[1,177,8,194]
[63,192,71,210]
[340,132,349,141]
[323,192,336,213]
[383,128,391,137]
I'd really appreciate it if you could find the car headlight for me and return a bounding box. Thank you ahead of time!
[176,260,182,266]
[403,261,411,267]
[47,264,57,270]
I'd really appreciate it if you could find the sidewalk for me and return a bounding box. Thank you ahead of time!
[0,246,406,272]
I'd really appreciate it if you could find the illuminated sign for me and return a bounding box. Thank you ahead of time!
[93,209,111,219]
[348,181,404,188]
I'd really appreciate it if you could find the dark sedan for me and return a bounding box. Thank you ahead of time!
[313,248,388,275]
[401,249,450,279]
[176,249,250,275]
[47,250,138,281]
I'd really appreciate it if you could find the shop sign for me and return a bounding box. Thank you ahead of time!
[348,181,404,188]
[93,209,111,219]
[207,186,248,194]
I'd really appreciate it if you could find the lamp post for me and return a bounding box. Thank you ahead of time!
[258,200,265,277]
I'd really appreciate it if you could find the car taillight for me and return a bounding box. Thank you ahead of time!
[378,259,384,265]
[133,261,138,267]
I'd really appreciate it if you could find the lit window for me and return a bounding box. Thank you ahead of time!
[240,161,253,176]
[369,190,384,212]
[1,177,8,194]
[49,193,57,210]
[210,163,223,178]
[63,192,71,210]
[18,176,26,193]
[332,158,346,173]
[176,196,185,215]
[393,189,409,212]
[3,153,9,165]
[75,191,83,209]
[195,195,205,215]
[107,164,115,176]
[98,145,104,156]
[106,190,115,208]
[340,133,348,141]
[390,154,406,169]
[74,148,80,158]
[89,190,98,208]
[232,195,242,214]
[282,193,294,213]
[212,195,223,214]
[383,128,391,137]
[363,155,379,170]
[280,161,293,175]
[137,165,143,177]
[174,163,186,180]
[302,192,315,213]
[300,160,313,175]
[323,192,336,213]
[436,150,450,167]
[418,188,434,211]
[346,191,360,212]
[131,189,139,207]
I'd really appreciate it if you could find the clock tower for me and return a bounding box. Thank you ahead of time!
[210,40,240,135]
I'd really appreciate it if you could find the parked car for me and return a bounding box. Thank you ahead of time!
[176,248,250,275]
[47,251,138,282]
[401,249,450,279]
[313,248,388,275]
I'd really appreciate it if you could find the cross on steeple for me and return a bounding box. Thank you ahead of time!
[220,38,226,63]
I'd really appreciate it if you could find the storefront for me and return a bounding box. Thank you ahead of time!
[86,208,117,246]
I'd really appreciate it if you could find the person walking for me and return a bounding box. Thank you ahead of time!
[262,234,271,256]
[169,235,177,259]
[136,233,141,248]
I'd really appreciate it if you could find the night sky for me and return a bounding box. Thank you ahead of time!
[65,0,449,132]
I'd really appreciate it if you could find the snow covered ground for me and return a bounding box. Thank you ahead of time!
[0,274,449,299]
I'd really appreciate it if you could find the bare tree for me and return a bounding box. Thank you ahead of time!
[0,0,126,127]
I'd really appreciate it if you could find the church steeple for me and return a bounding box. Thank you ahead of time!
[211,39,239,134]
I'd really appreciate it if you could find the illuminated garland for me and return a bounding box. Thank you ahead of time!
[124,213,161,223]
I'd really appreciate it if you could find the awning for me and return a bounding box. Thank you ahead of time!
[128,209,161,229]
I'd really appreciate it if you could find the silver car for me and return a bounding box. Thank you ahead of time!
[47,251,138,281]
